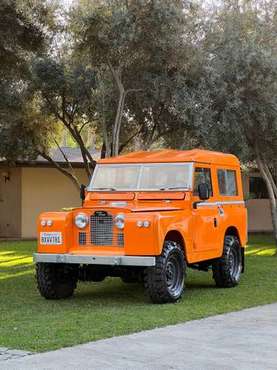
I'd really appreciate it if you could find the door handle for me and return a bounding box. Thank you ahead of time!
[214,218,218,227]
[193,201,202,209]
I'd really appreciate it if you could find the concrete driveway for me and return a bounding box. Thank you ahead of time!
[2,303,277,370]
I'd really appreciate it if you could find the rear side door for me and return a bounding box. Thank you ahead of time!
[192,165,221,257]
[215,166,247,246]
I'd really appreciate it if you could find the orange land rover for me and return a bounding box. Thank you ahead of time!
[34,149,247,303]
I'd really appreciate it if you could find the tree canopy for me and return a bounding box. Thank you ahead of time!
[0,0,57,162]
[0,0,277,243]
[31,56,97,187]
[182,0,277,244]
[70,0,202,156]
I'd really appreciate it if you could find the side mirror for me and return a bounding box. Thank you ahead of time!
[80,184,86,203]
[198,183,210,200]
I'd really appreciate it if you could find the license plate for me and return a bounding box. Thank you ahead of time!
[40,232,62,245]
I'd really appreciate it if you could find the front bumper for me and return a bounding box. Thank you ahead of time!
[33,253,156,267]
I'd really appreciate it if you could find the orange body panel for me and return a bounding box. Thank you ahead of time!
[37,149,247,264]
[38,212,73,253]
[97,149,239,166]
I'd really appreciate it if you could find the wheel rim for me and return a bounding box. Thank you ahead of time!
[228,247,241,280]
[165,254,184,297]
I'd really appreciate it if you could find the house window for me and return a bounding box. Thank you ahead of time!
[217,169,238,196]
[249,176,268,199]
[193,167,213,196]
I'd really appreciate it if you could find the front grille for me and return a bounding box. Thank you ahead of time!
[78,211,124,247]
[90,212,113,245]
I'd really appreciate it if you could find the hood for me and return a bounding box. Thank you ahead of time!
[83,202,182,213]
[83,191,187,213]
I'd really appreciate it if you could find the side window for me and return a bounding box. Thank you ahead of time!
[193,167,213,196]
[217,169,238,196]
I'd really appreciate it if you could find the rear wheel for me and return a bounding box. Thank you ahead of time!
[212,235,242,288]
[144,240,186,304]
[36,263,78,299]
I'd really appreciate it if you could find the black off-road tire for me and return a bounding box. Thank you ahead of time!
[36,263,78,299]
[144,240,186,304]
[212,235,242,288]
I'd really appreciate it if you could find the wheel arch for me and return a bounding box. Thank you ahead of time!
[164,230,187,261]
[224,226,241,244]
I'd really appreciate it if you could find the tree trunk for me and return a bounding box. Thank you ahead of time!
[256,155,277,249]
[264,162,277,198]
[112,90,126,156]
[107,62,126,157]
[107,62,143,157]
[100,85,111,158]
[71,125,95,178]
[100,142,106,159]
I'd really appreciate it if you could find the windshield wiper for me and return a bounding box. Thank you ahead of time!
[93,187,117,191]
[159,186,188,191]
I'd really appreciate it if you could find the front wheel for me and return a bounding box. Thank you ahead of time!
[36,263,78,299]
[212,235,242,288]
[144,240,186,304]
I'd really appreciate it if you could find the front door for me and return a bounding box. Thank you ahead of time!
[192,165,220,256]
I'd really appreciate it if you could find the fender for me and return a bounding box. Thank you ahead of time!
[155,210,194,262]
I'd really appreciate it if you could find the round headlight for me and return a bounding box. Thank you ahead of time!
[143,220,150,228]
[137,220,143,228]
[41,220,46,227]
[115,214,125,229]
[75,213,89,229]
[47,220,53,227]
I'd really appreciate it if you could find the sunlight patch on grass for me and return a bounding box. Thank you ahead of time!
[0,251,15,256]
[0,244,34,281]
[0,268,34,280]
[246,234,276,257]
[0,256,33,267]
[246,247,276,257]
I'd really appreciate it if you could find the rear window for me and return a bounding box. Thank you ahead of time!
[217,169,238,196]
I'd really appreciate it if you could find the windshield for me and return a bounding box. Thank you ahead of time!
[88,163,193,191]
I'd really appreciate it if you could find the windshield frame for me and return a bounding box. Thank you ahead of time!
[87,162,194,192]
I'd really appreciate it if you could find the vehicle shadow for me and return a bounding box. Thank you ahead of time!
[72,277,217,304]
[74,280,146,303]
[186,282,215,290]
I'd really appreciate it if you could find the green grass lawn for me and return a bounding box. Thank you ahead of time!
[0,234,277,352]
